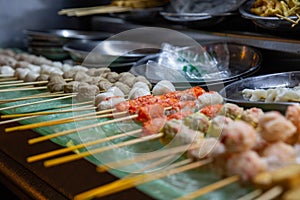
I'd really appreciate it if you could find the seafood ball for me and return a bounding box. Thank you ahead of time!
[97,96,125,111]
[51,61,63,69]
[258,111,296,142]
[133,76,152,89]
[0,49,15,57]
[218,103,244,120]
[107,86,124,97]
[98,80,113,91]
[24,73,39,82]
[26,64,41,73]
[262,141,296,171]
[61,64,73,72]
[32,56,52,66]
[14,68,30,80]
[95,92,114,106]
[63,70,76,79]
[63,81,82,93]
[221,121,257,152]
[106,72,120,83]
[119,74,135,87]
[286,105,300,134]
[72,65,88,72]
[162,119,203,145]
[91,68,111,76]
[226,151,267,182]
[197,91,224,109]
[188,138,225,160]
[114,82,131,95]
[72,71,90,82]
[128,87,151,100]
[0,66,15,76]
[36,74,49,82]
[241,107,264,128]
[207,115,232,138]
[152,80,175,96]
[0,55,17,66]
[132,81,149,90]
[184,112,210,132]
[47,75,66,92]
[119,72,134,79]
[14,61,30,69]
[77,84,100,101]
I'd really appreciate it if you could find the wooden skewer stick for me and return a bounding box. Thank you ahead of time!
[175,175,240,200]
[55,100,93,109]
[236,189,263,200]
[97,143,199,173]
[0,74,14,78]
[0,77,18,81]
[44,132,163,168]
[0,105,95,125]
[6,109,127,133]
[74,159,212,200]
[0,116,39,125]
[58,5,114,15]
[27,111,130,144]
[0,78,73,88]
[255,186,283,200]
[0,94,76,112]
[0,92,71,104]
[74,6,133,17]
[0,86,47,93]
[27,129,141,163]
[292,13,300,28]
[1,105,95,119]
[0,80,23,85]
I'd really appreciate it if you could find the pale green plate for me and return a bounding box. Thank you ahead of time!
[0,89,252,199]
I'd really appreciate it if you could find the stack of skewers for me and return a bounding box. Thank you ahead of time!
[0,48,300,200]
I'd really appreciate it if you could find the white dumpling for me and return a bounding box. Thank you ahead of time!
[107,86,124,97]
[97,96,125,110]
[128,87,150,100]
[24,73,39,82]
[152,80,175,96]
[0,65,15,76]
[197,91,223,109]
[14,68,30,80]
[95,92,115,106]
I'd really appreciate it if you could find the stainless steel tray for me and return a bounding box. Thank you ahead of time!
[219,71,300,112]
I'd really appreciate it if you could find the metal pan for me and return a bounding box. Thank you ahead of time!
[63,40,160,66]
[219,71,300,113]
[130,43,262,86]
[24,29,112,42]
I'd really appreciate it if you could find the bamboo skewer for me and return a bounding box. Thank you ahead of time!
[74,159,211,200]
[236,189,263,200]
[175,175,240,200]
[0,78,73,88]
[74,6,133,17]
[0,77,18,81]
[6,109,128,133]
[1,105,95,119]
[0,105,95,125]
[0,74,14,78]
[0,94,76,112]
[0,80,23,85]
[44,133,164,167]
[55,100,94,109]
[27,129,141,163]
[27,112,132,144]
[0,92,71,104]
[97,143,199,173]
[0,86,47,93]
[0,116,39,125]
[255,186,283,200]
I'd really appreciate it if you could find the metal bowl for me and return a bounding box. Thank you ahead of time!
[24,29,112,42]
[239,0,300,31]
[219,71,300,112]
[130,43,262,89]
[63,40,160,67]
